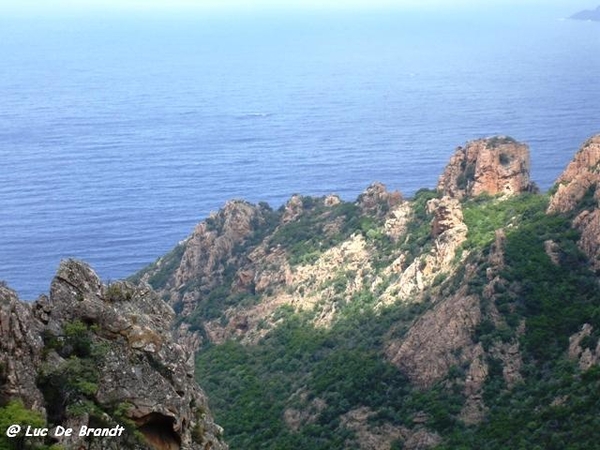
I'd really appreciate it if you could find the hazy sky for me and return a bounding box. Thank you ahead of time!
[1,0,589,15]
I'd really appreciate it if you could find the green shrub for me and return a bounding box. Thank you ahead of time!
[0,400,46,450]
[462,193,547,250]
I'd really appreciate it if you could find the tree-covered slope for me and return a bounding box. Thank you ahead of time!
[132,135,600,449]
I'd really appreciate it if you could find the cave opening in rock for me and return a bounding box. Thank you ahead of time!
[136,412,182,450]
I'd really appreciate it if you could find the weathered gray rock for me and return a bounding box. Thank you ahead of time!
[1,260,227,450]
[0,285,45,412]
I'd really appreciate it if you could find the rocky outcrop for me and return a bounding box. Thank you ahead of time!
[437,137,533,199]
[140,200,273,315]
[1,260,227,450]
[569,323,600,371]
[341,407,441,450]
[383,201,412,241]
[174,201,262,295]
[573,210,600,271]
[548,135,600,270]
[0,285,45,411]
[379,196,467,305]
[357,182,403,217]
[489,341,523,388]
[548,136,600,214]
[459,344,488,425]
[427,196,465,239]
[386,288,481,388]
[281,195,305,224]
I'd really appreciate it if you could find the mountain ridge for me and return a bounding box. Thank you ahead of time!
[4,134,600,449]
[130,134,600,448]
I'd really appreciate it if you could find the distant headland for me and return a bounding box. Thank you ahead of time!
[570,5,600,21]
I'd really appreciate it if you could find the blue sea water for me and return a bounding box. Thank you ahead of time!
[1,8,599,299]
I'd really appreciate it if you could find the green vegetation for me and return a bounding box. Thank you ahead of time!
[191,188,600,449]
[390,188,437,267]
[502,209,599,361]
[187,288,259,324]
[440,363,600,450]
[454,194,600,449]
[462,193,600,363]
[269,197,382,266]
[105,281,134,302]
[38,321,107,424]
[0,400,48,450]
[462,193,547,250]
[132,243,186,290]
[196,295,464,449]
[486,135,517,148]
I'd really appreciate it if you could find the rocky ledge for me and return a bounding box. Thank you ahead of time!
[0,260,227,450]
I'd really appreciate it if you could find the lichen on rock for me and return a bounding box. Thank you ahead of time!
[1,260,227,450]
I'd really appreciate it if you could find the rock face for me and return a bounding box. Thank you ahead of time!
[137,189,409,346]
[437,137,533,199]
[0,285,45,411]
[573,210,600,272]
[386,289,481,388]
[569,323,600,371]
[379,196,467,305]
[548,135,600,270]
[139,200,275,318]
[427,196,465,239]
[548,135,600,214]
[357,182,403,216]
[173,201,264,308]
[459,344,488,425]
[0,260,227,450]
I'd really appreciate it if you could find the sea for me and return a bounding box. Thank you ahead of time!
[1,6,599,300]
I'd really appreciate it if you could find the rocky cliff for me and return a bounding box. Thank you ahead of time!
[129,135,600,449]
[437,136,534,199]
[548,135,600,272]
[0,260,227,450]
[7,134,600,450]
